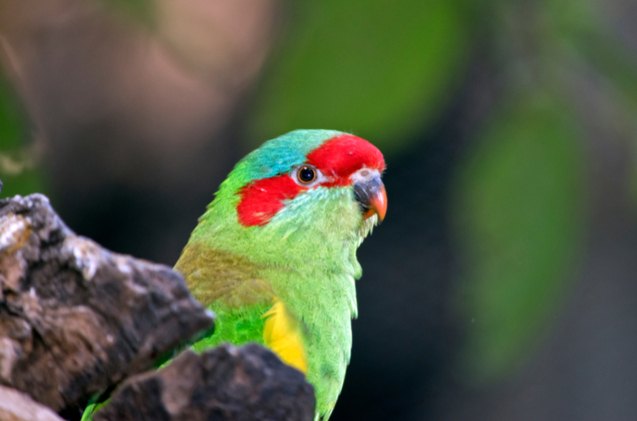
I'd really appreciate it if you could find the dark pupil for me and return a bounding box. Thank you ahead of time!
[299,166,315,182]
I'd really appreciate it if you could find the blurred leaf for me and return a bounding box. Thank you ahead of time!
[0,73,40,197]
[0,77,23,148]
[249,0,472,152]
[453,92,585,383]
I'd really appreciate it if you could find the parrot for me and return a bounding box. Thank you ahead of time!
[176,129,387,419]
[83,129,387,420]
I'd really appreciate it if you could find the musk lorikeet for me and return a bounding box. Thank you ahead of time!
[84,129,387,420]
[177,129,386,419]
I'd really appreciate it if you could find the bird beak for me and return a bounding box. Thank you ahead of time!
[353,174,387,222]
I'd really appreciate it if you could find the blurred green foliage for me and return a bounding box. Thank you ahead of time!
[249,0,472,152]
[453,91,585,382]
[0,73,40,197]
[0,79,22,147]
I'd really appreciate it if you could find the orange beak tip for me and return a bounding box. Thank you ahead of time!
[366,185,387,222]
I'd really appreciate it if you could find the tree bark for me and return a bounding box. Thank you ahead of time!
[0,193,314,419]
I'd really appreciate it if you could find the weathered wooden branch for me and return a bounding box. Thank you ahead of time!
[0,193,315,420]
[0,386,64,421]
[97,345,315,421]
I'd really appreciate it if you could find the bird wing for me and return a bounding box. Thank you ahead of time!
[175,242,307,374]
[175,242,273,308]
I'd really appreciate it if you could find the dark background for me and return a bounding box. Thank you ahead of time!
[2,1,637,420]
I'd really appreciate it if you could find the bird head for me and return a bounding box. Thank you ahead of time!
[194,130,387,264]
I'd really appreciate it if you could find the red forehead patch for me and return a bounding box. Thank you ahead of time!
[307,134,385,179]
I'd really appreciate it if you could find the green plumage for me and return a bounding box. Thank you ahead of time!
[83,129,383,420]
[177,130,381,418]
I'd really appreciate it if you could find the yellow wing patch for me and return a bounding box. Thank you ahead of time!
[263,299,308,374]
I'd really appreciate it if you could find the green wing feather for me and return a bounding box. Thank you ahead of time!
[175,241,275,349]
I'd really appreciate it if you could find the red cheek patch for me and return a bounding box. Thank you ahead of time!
[237,175,304,226]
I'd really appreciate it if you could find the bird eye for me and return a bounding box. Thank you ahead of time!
[295,165,318,185]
